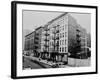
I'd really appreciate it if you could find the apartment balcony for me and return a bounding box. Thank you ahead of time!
[35,33,39,36]
[77,39,81,43]
[76,37,81,41]
[34,40,39,44]
[56,29,59,33]
[76,29,80,32]
[52,43,58,47]
[44,33,49,36]
[76,43,81,47]
[52,43,55,46]
[44,28,49,31]
[52,31,56,34]
[52,30,59,34]
[54,47,59,52]
[52,37,56,40]
[81,37,87,40]
[44,38,49,41]
[56,36,59,39]
[34,46,38,49]
[55,42,59,46]
[76,34,81,37]
[57,25,60,27]
[52,36,59,40]
[44,44,49,47]
[35,36,39,40]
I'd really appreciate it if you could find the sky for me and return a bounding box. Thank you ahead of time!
[23,10,91,34]
[69,13,91,33]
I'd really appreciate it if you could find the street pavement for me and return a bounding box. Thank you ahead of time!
[23,55,91,69]
[23,56,52,69]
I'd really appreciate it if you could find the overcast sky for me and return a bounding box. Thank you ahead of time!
[23,10,91,34]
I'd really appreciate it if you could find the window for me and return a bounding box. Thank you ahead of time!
[60,47,61,52]
[62,47,64,52]
[60,26,61,31]
[65,40,66,45]
[52,42,53,46]
[57,33,59,37]
[65,47,66,52]
[61,33,63,38]
[62,40,64,45]
[60,40,61,45]
[56,26,58,30]
[63,26,64,30]
[65,47,67,52]
[60,33,61,38]
[65,32,67,37]
[49,42,51,46]
[63,33,64,37]
[65,24,67,30]
[50,42,52,46]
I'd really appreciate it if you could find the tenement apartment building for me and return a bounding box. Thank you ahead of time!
[24,12,87,64]
[24,31,35,56]
[24,27,43,56]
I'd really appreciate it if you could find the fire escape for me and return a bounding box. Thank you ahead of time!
[34,33,39,57]
[76,29,81,53]
[43,27,49,59]
[52,25,59,62]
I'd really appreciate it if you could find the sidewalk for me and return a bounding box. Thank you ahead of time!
[24,56,55,67]
[24,55,90,68]
[30,56,57,66]
[24,55,70,68]
[67,57,91,67]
